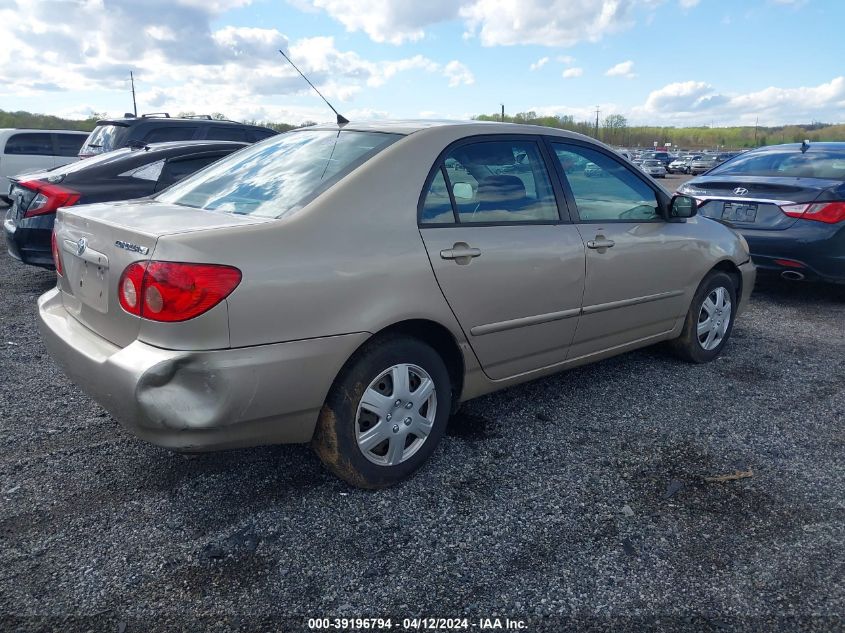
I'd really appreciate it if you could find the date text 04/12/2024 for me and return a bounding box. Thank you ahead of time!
[307,617,528,630]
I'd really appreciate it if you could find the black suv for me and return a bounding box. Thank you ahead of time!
[78,113,277,158]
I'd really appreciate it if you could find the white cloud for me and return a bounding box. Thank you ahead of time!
[443,60,475,87]
[530,56,549,71]
[0,1,456,123]
[305,0,458,44]
[307,0,660,48]
[679,0,700,8]
[605,60,637,78]
[631,76,845,125]
[562,67,584,78]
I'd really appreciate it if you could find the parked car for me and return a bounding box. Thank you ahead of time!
[0,129,88,197]
[640,159,667,178]
[39,121,754,488]
[642,151,672,168]
[584,161,604,177]
[77,113,277,159]
[689,154,722,175]
[668,155,699,174]
[679,141,845,283]
[4,140,247,268]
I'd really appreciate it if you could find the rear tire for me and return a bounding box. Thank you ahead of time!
[312,335,451,488]
[670,271,737,363]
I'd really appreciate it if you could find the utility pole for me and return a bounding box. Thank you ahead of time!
[594,105,600,139]
[754,116,758,145]
[130,70,137,117]
[501,104,505,122]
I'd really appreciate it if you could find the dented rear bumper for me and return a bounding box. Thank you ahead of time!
[37,287,369,451]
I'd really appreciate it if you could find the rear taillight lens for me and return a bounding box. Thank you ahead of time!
[51,231,63,276]
[781,201,845,224]
[20,180,81,218]
[118,261,241,322]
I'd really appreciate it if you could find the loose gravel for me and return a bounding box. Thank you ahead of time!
[0,246,843,632]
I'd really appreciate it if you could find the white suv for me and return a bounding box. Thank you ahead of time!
[0,129,88,196]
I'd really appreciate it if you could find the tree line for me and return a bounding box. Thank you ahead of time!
[474,111,845,149]
[3,108,845,150]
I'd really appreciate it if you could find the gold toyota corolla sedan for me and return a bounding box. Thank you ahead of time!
[38,121,755,488]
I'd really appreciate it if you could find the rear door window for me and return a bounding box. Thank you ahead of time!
[155,154,228,190]
[205,126,249,142]
[4,133,54,155]
[143,126,198,143]
[54,133,86,157]
[422,140,560,224]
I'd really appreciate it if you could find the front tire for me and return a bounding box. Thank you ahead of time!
[670,271,737,363]
[312,335,451,488]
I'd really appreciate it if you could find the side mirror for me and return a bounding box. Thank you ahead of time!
[453,182,473,200]
[669,194,697,219]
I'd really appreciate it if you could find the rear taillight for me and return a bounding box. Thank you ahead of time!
[20,180,81,218]
[780,201,845,224]
[118,261,242,322]
[51,231,63,276]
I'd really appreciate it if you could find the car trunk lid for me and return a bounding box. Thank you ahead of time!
[687,175,839,230]
[54,199,273,347]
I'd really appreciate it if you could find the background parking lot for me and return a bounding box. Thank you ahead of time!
[0,238,842,630]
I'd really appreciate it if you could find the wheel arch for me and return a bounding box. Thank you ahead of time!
[709,259,742,304]
[367,319,465,413]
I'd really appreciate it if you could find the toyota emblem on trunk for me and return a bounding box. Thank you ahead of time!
[76,238,87,256]
[733,187,749,196]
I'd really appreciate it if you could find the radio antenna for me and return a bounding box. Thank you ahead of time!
[278,49,349,126]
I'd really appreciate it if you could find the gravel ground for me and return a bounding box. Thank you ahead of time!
[0,242,843,633]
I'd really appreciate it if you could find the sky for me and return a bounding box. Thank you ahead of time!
[1,0,843,127]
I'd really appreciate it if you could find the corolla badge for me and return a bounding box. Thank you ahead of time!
[114,240,149,255]
[733,187,749,196]
[76,238,87,256]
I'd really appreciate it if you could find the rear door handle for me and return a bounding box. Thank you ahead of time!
[440,242,481,264]
[586,238,615,250]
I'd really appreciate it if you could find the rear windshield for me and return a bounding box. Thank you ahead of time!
[709,150,845,179]
[79,124,129,156]
[156,130,401,218]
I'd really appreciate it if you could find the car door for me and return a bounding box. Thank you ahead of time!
[548,140,696,360]
[419,136,586,380]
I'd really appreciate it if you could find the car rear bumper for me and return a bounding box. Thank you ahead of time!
[4,217,54,268]
[37,287,370,451]
[739,221,845,283]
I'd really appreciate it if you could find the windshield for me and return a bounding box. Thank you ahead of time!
[79,124,129,156]
[710,150,845,179]
[156,130,401,218]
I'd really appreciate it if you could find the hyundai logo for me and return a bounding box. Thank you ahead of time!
[76,238,87,257]
[733,187,749,196]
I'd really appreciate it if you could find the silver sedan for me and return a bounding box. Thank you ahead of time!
[39,121,755,488]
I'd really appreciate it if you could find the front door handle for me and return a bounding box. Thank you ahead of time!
[440,242,481,265]
[586,237,615,250]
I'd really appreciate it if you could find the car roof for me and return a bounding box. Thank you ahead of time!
[0,128,88,134]
[95,117,271,129]
[749,142,845,153]
[300,119,598,142]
